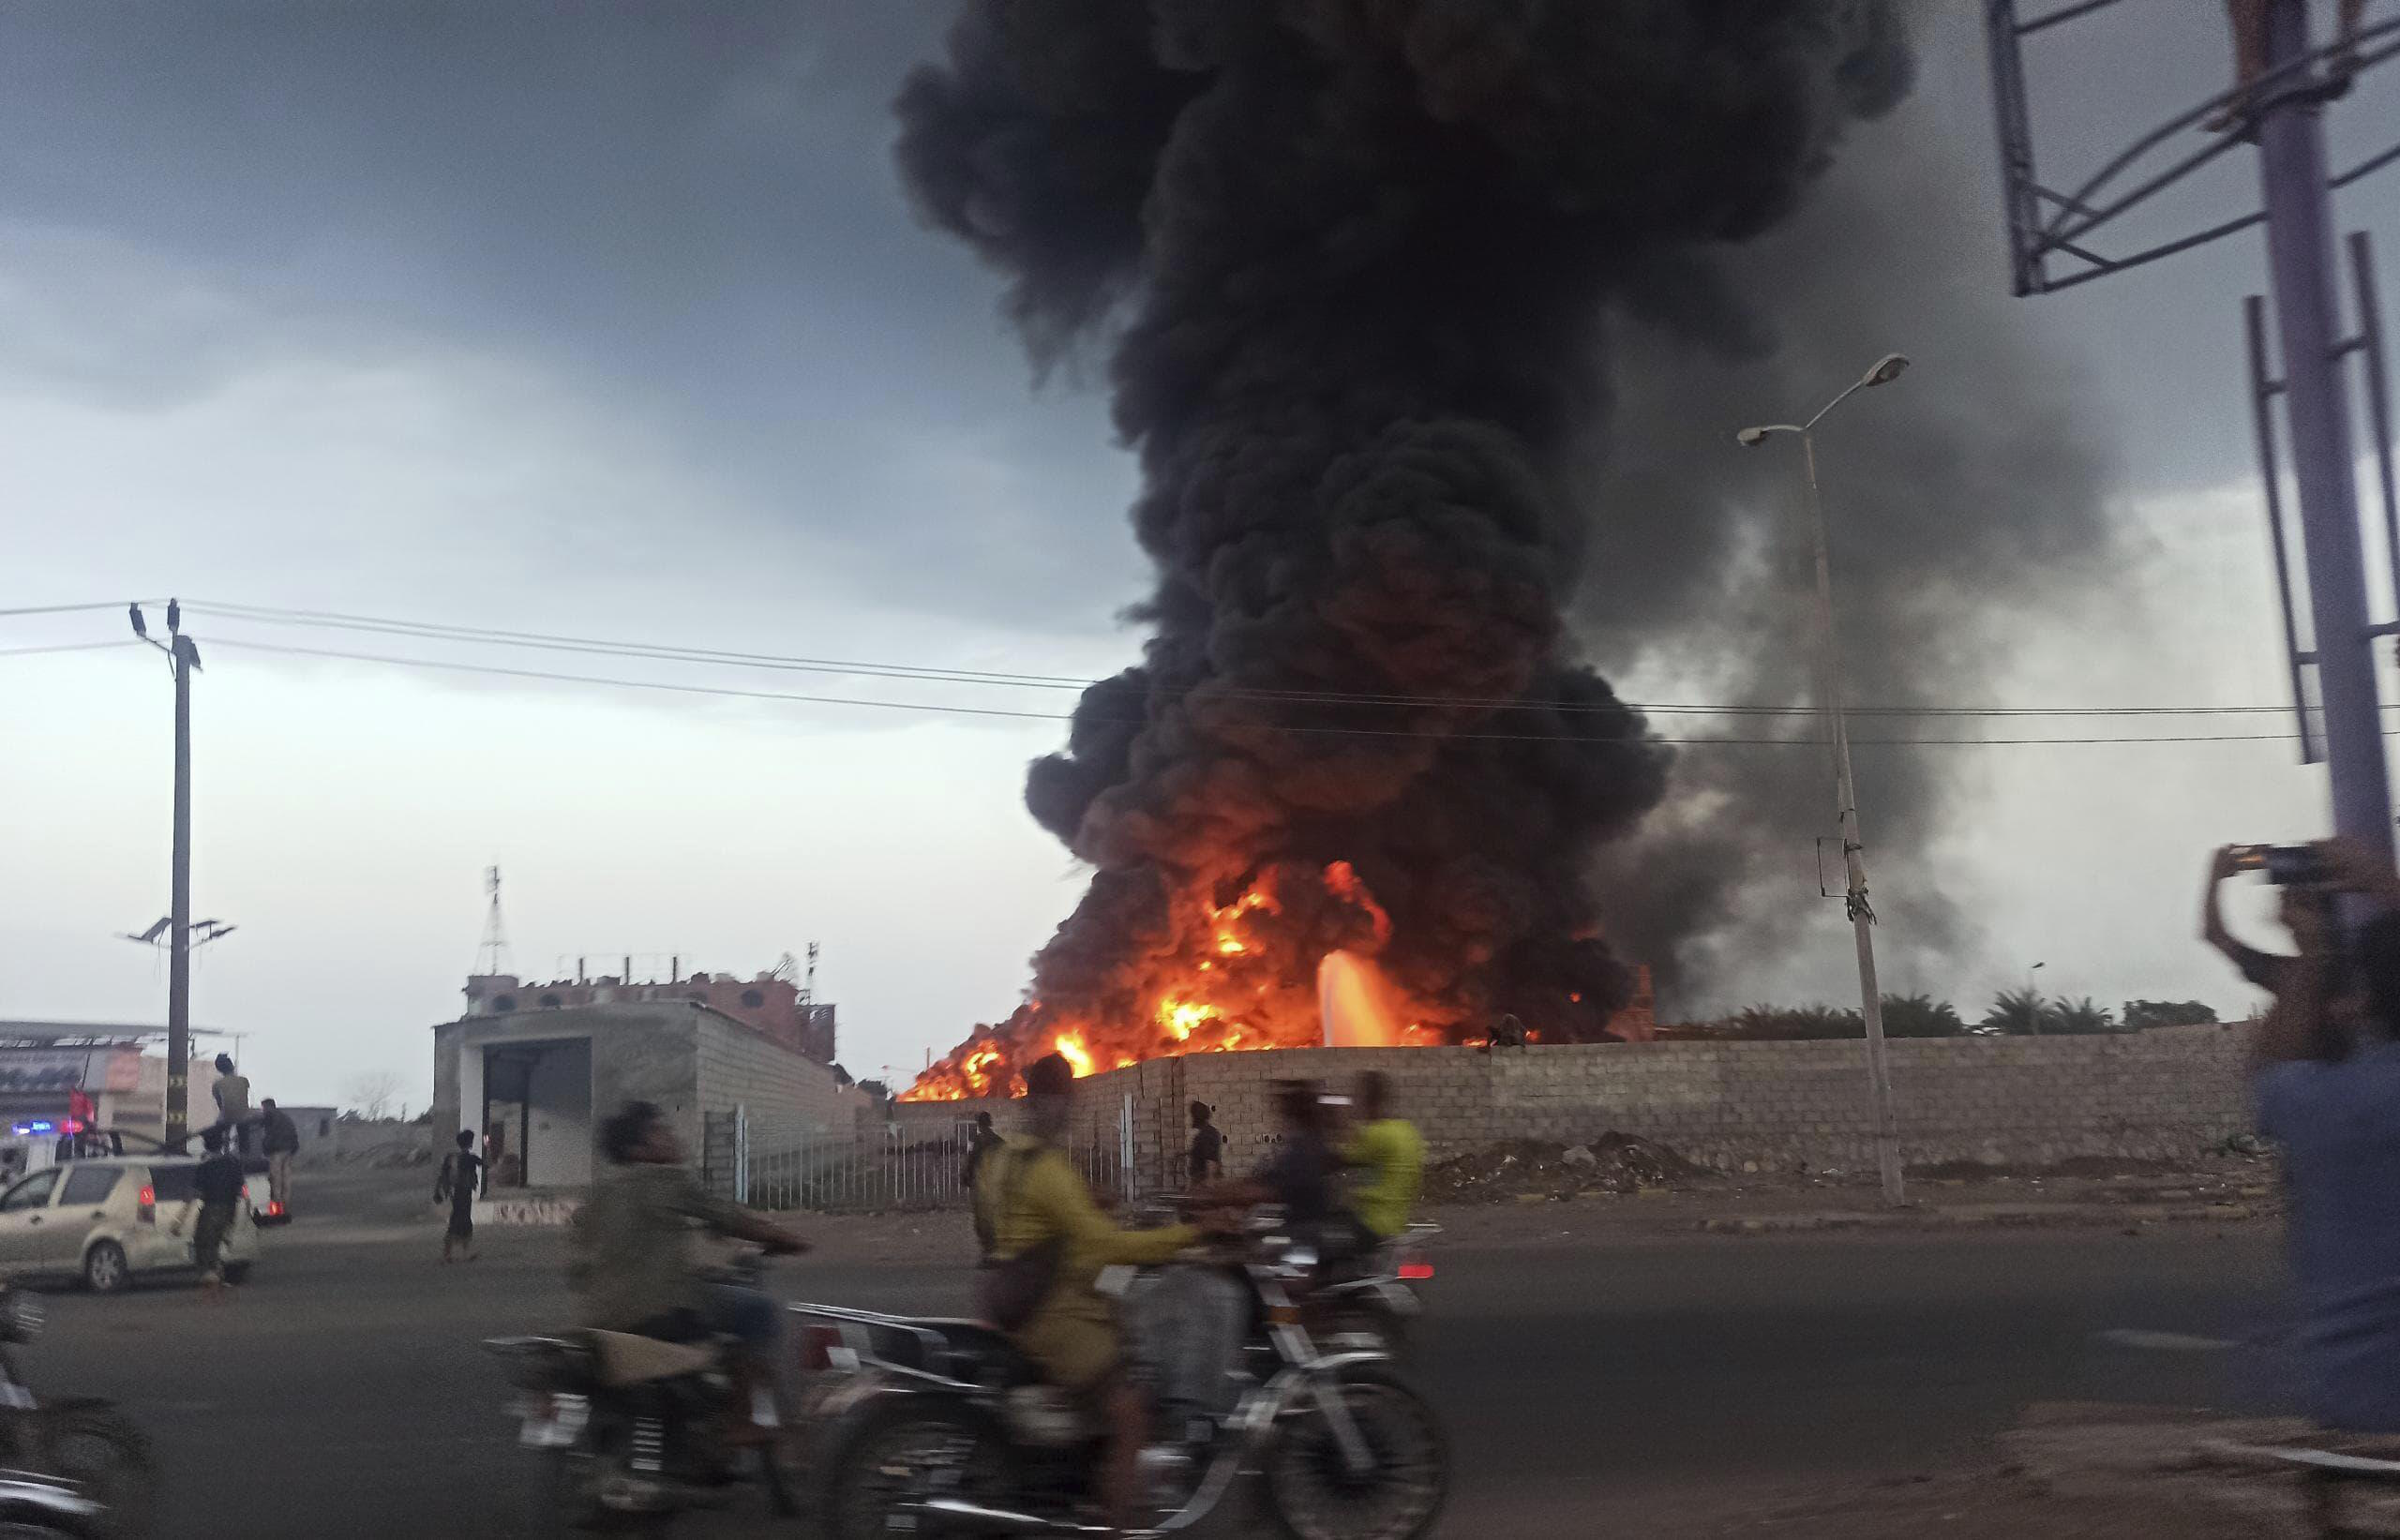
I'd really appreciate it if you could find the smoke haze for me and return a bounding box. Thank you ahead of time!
[892,0,2107,1086]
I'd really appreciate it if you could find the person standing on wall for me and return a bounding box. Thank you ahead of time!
[209,1054,253,1154]
[437,1129,485,1263]
[258,1099,300,1216]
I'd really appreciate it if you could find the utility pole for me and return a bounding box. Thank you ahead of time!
[131,600,201,1144]
[1799,433,1902,1206]
[1983,0,2400,853]
[2255,0,2393,860]
[1739,353,1912,1206]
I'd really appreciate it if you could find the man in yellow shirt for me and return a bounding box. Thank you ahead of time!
[980,1053,1209,1531]
[1343,1071,1424,1245]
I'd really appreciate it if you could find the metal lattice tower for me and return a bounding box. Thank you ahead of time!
[474,865,511,977]
[1988,0,2400,852]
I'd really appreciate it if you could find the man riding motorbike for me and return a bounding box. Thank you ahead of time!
[1342,1070,1424,1249]
[569,1099,810,1444]
[977,1053,1226,1533]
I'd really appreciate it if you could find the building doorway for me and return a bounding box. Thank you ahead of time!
[480,1038,592,1189]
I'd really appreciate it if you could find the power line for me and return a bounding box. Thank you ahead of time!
[0,639,142,659]
[177,597,2346,723]
[0,601,164,620]
[201,636,2336,748]
[6,594,2361,732]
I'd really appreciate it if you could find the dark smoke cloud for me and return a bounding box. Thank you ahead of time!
[895,0,1926,1076]
[1579,100,2119,1006]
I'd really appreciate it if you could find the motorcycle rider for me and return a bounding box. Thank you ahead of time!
[1342,1070,1424,1249]
[980,1053,1222,1533]
[569,1099,810,1444]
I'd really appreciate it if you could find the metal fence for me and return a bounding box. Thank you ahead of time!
[709,1099,1135,1214]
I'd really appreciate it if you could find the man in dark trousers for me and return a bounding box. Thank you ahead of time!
[437,1129,484,1263]
[182,1128,247,1298]
[961,1112,1004,1257]
[258,1099,300,1215]
[1187,1100,1223,1188]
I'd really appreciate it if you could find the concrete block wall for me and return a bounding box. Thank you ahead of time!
[696,1015,848,1134]
[1010,1025,2256,1187]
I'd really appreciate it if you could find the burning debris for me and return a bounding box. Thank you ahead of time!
[895,1,1913,1099]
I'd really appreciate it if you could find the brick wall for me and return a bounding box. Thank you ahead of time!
[908,1025,2254,1189]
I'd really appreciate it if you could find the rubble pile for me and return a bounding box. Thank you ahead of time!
[1425,1131,1717,1204]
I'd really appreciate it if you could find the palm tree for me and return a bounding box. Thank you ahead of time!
[1880,994,1967,1038]
[1979,987,2054,1036]
[2049,996,2120,1035]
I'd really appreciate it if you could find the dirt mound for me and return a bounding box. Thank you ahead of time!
[1425,1131,1717,1204]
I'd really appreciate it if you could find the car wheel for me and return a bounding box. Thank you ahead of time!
[82,1241,128,1295]
[220,1262,251,1286]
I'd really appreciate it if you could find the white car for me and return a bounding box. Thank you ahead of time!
[0,1156,264,1293]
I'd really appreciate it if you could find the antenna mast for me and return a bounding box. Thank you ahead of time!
[475,865,511,976]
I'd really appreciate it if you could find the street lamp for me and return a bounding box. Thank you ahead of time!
[1736,352,1912,1205]
[128,601,203,1145]
[2027,960,2047,1036]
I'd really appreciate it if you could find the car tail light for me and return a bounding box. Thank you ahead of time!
[137,1186,156,1225]
[1398,1260,1433,1281]
[267,1201,285,1219]
[798,1323,844,1373]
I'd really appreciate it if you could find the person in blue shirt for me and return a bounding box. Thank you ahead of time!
[2215,839,2400,1429]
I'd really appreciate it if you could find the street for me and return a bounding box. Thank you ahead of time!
[20,1169,2293,1539]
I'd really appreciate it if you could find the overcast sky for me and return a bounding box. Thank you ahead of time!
[4,2,2399,1105]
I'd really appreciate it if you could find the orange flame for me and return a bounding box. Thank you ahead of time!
[900,860,1605,1101]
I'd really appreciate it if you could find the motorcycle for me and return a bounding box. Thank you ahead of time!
[0,1290,154,1539]
[1311,1222,1437,1357]
[484,1252,798,1533]
[801,1216,1449,1540]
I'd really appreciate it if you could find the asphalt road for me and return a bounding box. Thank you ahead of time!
[15,1170,2298,1539]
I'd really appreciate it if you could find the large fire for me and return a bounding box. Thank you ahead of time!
[903,860,1445,1101]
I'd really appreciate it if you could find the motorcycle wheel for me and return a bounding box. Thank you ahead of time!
[1263,1365,1448,1540]
[542,1428,670,1537]
[36,1404,155,1540]
[825,1403,1005,1540]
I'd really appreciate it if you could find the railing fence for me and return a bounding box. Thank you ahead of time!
[705,1095,1135,1214]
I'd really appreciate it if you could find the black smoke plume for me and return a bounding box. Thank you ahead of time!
[893,0,1922,1093]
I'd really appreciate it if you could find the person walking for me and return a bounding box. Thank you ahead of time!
[962,1112,1004,1257]
[437,1129,485,1263]
[258,1099,300,1215]
[175,1128,247,1299]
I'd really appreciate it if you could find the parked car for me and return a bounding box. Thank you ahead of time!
[0,1158,263,1293]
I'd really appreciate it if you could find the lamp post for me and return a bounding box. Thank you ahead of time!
[1737,352,1912,1206]
[2027,960,2047,1035]
[129,600,202,1146]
